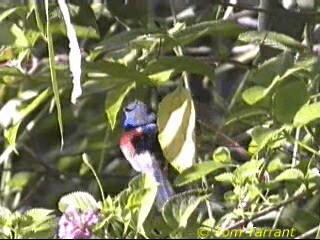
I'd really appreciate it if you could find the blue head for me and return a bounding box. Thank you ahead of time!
[122,100,159,152]
[122,100,157,131]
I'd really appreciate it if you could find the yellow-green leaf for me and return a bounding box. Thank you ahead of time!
[158,87,195,172]
[213,147,231,163]
[293,102,320,127]
[275,169,304,182]
[242,86,268,105]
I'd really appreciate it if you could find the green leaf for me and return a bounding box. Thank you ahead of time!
[50,22,99,39]
[85,61,153,85]
[225,108,269,126]
[17,208,56,239]
[93,29,147,59]
[83,78,131,95]
[174,162,228,187]
[46,2,64,148]
[0,206,13,237]
[19,89,52,118]
[248,127,284,155]
[243,58,315,106]
[106,0,148,28]
[115,174,158,236]
[0,6,27,22]
[33,1,46,35]
[148,70,174,83]
[48,3,99,39]
[23,208,54,222]
[8,172,33,191]
[0,206,12,225]
[158,87,196,172]
[234,160,264,182]
[293,102,320,127]
[127,174,158,234]
[215,172,234,184]
[275,169,304,181]
[242,86,268,105]
[172,20,243,47]
[105,81,135,129]
[144,56,214,82]
[272,79,309,124]
[0,22,29,47]
[4,88,51,146]
[306,168,320,187]
[0,66,26,78]
[58,191,99,212]
[248,52,294,86]
[238,31,306,51]
[4,123,21,147]
[267,158,285,173]
[162,189,208,229]
[213,147,231,163]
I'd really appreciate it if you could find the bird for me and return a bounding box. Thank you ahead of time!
[119,100,174,210]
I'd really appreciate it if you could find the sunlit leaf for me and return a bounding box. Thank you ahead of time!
[58,191,99,212]
[213,147,231,163]
[23,208,55,223]
[234,160,264,182]
[0,206,12,237]
[267,158,285,173]
[275,169,304,181]
[294,102,320,127]
[158,87,196,172]
[215,172,234,184]
[242,86,268,105]
[148,70,174,83]
[18,209,57,239]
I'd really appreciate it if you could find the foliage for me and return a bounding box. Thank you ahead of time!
[0,0,319,239]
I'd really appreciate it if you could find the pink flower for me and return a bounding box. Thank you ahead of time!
[58,207,99,239]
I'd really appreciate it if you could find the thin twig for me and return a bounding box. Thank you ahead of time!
[295,225,319,239]
[226,188,317,230]
[199,119,250,160]
[292,127,300,168]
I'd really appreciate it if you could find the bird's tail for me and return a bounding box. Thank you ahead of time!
[151,161,174,210]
